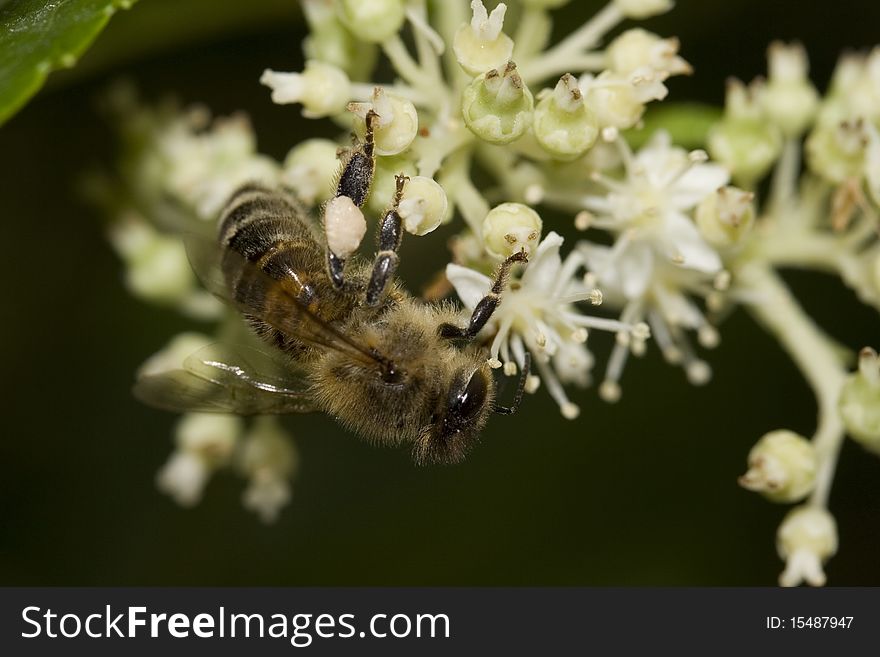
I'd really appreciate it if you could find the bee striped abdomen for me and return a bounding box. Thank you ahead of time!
[218,186,341,354]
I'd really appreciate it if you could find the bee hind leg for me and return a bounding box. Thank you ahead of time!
[365,174,409,306]
[439,249,529,340]
[325,110,380,290]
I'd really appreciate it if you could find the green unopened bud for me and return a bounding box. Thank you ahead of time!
[349,88,419,156]
[482,202,542,258]
[695,186,755,248]
[839,347,880,454]
[260,61,350,118]
[533,74,599,160]
[399,176,449,236]
[707,79,782,186]
[337,0,405,43]
[462,62,534,144]
[613,0,673,19]
[805,118,870,184]
[365,154,418,217]
[453,1,514,77]
[281,139,339,205]
[739,430,817,503]
[777,506,837,587]
[759,42,819,137]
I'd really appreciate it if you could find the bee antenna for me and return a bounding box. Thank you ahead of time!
[493,352,530,415]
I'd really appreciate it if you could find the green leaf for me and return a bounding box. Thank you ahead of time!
[624,103,723,150]
[0,0,137,126]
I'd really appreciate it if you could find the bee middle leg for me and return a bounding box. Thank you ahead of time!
[365,174,409,306]
[439,249,528,340]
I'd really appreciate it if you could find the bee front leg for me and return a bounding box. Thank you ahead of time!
[365,174,409,306]
[439,249,529,340]
[325,109,379,290]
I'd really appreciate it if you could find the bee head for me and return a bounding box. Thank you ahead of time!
[413,365,493,465]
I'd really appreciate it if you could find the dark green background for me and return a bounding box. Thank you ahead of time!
[1,0,878,585]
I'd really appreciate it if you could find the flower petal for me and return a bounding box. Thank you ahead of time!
[662,212,722,273]
[521,231,564,290]
[670,163,729,209]
[618,240,654,298]
[446,263,492,309]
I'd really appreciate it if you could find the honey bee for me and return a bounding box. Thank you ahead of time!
[135,113,529,464]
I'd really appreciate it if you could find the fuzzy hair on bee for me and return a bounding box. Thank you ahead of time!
[135,123,529,465]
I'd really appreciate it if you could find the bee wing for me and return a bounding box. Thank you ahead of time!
[134,343,317,415]
[185,234,390,371]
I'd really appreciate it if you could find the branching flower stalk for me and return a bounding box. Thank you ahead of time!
[97,0,879,585]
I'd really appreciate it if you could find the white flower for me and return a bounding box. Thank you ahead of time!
[243,472,292,524]
[156,451,209,507]
[447,231,634,418]
[576,132,729,394]
[777,506,838,587]
[453,1,513,76]
[348,87,419,156]
[146,111,280,220]
[261,61,351,117]
[606,29,692,79]
[156,413,244,508]
[237,418,298,523]
[579,70,668,130]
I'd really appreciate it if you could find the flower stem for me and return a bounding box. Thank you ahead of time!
[767,138,801,218]
[512,7,551,62]
[519,2,622,84]
[738,262,848,508]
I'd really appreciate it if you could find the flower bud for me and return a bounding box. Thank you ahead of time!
[805,119,870,184]
[176,413,243,465]
[462,62,534,145]
[453,1,514,77]
[365,154,418,217]
[156,413,244,507]
[738,430,818,503]
[582,70,666,130]
[482,202,542,258]
[695,186,756,248]
[239,417,298,523]
[138,332,213,378]
[757,42,819,137]
[260,61,350,118]
[707,79,783,186]
[324,196,367,258]
[777,506,837,587]
[839,347,880,454]
[399,176,449,236]
[613,0,673,19]
[533,74,599,160]
[125,233,196,304]
[337,0,405,43]
[281,139,339,205]
[606,29,691,78]
[349,88,419,156]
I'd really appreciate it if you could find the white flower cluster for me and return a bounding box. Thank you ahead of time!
[145,334,299,523]
[100,1,880,583]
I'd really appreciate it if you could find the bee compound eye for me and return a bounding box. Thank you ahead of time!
[448,370,488,423]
